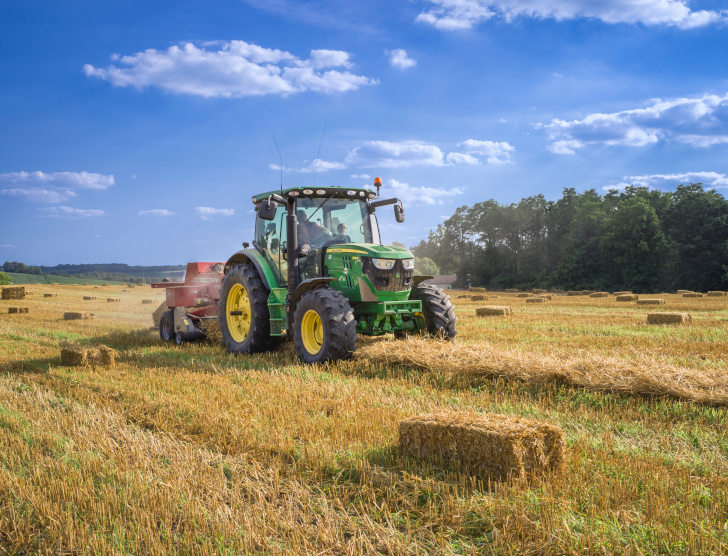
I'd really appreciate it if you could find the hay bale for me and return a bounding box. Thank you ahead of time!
[504,288,519,293]
[476,306,513,316]
[107,298,121,303]
[567,291,582,296]
[61,345,115,367]
[677,290,693,295]
[517,293,533,298]
[398,411,566,483]
[64,312,95,320]
[471,295,487,301]
[468,287,486,293]
[83,283,89,286]
[141,299,154,305]
[152,301,168,327]
[581,290,596,295]
[122,289,129,292]
[61,348,87,367]
[683,293,704,298]
[526,297,548,303]
[647,312,692,324]
[93,286,99,289]
[589,292,608,298]
[128,284,136,288]
[637,299,666,306]
[43,293,58,298]
[707,291,727,297]
[616,294,639,302]
[2,286,25,300]
[83,296,97,301]
[8,307,18,314]
[9,307,29,314]
[532,289,548,294]
[102,283,109,286]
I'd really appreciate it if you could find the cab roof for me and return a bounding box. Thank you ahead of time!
[252,185,377,204]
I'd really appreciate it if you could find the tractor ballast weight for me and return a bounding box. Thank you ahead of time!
[218,180,457,363]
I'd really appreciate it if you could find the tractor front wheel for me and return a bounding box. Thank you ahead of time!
[293,288,356,364]
[219,263,277,355]
[409,284,457,339]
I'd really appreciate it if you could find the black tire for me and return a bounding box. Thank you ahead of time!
[175,332,185,345]
[159,310,175,342]
[409,284,457,339]
[218,263,277,355]
[293,288,356,364]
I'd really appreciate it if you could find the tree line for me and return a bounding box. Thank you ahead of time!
[409,183,728,293]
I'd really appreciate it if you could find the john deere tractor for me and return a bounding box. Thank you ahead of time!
[218,178,457,363]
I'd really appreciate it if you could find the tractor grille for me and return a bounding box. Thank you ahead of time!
[362,258,414,292]
[342,255,353,270]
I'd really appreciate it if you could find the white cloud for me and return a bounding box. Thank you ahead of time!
[457,139,515,163]
[268,159,347,173]
[544,93,728,153]
[547,139,585,154]
[0,188,77,203]
[604,172,728,191]
[387,49,417,69]
[39,206,105,218]
[386,178,464,205]
[139,209,174,216]
[0,171,114,190]
[446,152,481,165]
[84,41,377,98]
[1,244,16,248]
[194,207,235,220]
[345,141,446,168]
[416,0,726,30]
[351,174,371,179]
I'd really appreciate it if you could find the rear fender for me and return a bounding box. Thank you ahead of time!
[291,278,337,318]
[224,249,277,291]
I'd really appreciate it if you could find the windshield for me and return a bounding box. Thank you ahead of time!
[295,197,375,248]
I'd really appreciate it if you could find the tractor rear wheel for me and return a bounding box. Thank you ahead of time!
[409,284,457,339]
[293,288,356,364]
[219,263,277,355]
[159,310,175,342]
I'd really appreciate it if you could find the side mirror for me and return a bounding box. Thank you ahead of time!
[257,198,277,221]
[394,203,404,223]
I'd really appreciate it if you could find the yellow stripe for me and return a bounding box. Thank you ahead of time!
[327,248,368,254]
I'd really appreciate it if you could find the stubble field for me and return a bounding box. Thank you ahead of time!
[1,284,727,555]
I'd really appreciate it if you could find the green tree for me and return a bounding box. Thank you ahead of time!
[0,271,11,285]
[600,197,667,292]
[414,257,439,276]
[391,241,406,249]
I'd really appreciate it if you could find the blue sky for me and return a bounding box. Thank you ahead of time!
[1,0,727,266]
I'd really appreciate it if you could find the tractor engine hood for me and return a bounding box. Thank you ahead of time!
[324,243,413,259]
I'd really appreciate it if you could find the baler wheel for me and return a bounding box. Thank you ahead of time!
[159,310,175,342]
[293,288,356,364]
[408,284,457,340]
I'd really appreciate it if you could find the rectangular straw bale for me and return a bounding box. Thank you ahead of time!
[637,299,666,305]
[141,299,154,304]
[61,348,87,367]
[43,293,58,298]
[517,293,533,298]
[107,298,121,302]
[398,411,566,483]
[476,306,513,316]
[2,286,25,300]
[647,312,692,324]
[471,295,487,301]
[83,283,89,286]
[61,345,115,367]
[8,307,18,314]
[707,291,727,297]
[64,312,95,320]
[9,307,29,314]
[505,288,519,293]
[102,283,109,286]
[532,289,548,294]
[616,294,639,302]
[468,287,486,293]
[677,290,693,294]
[83,296,97,301]
[526,297,548,303]
[122,289,130,292]
[683,293,704,298]
[567,291,582,296]
[589,292,608,298]
[581,290,596,294]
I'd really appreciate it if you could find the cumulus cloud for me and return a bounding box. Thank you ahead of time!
[267,159,347,173]
[139,209,174,216]
[351,174,371,179]
[387,49,417,69]
[416,0,726,30]
[84,41,377,98]
[39,206,105,218]
[445,152,481,165]
[386,179,464,205]
[0,171,114,190]
[457,139,515,163]
[194,207,235,220]
[544,93,728,153]
[345,141,446,168]
[604,172,728,190]
[0,188,77,203]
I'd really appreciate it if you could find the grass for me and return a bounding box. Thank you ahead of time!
[0,286,727,554]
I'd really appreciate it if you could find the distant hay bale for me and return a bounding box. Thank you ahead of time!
[707,291,727,297]
[398,411,566,483]
[50,283,59,286]
[471,295,487,301]
[538,294,555,299]
[2,286,25,300]
[683,293,704,298]
[616,294,639,302]
[581,290,596,295]
[107,298,121,303]
[122,289,129,292]
[614,291,632,296]
[457,294,471,299]
[517,293,533,298]
[677,290,693,295]
[526,297,548,303]
[152,301,168,327]
[83,283,89,286]
[532,289,548,294]
[476,306,513,316]
[102,283,109,286]
[647,312,692,325]
[8,307,28,314]
[61,345,115,368]
[83,296,97,301]
[589,292,608,298]
[141,299,154,305]
[505,288,519,293]
[637,299,666,306]
[64,312,95,320]
[567,291,582,296]
[43,293,58,298]
[468,287,486,293]
[93,286,99,289]
[128,284,136,288]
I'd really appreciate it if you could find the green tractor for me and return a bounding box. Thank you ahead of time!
[218,178,457,363]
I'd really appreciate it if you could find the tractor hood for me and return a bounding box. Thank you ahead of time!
[325,243,413,259]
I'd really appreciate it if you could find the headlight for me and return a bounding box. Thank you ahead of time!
[371,258,395,270]
[402,259,414,270]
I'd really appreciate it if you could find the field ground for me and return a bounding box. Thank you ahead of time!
[1,284,727,555]
[3,273,129,286]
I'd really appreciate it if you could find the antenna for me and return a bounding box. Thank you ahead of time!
[272,135,283,193]
[313,118,329,188]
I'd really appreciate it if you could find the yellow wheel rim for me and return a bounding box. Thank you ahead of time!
[301,309,324,355]
[226,283,251,343]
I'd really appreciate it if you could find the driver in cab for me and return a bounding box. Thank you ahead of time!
[297,210,330,247]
